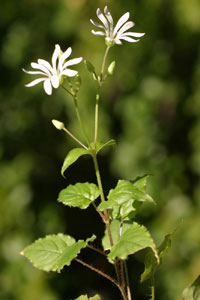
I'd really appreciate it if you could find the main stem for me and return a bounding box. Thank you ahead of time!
[94,45,110,148]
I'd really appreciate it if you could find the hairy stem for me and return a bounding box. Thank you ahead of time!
[124,261,132,300]
[75,258,128,300]
[87,244,107,257]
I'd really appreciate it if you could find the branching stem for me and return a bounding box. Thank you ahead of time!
[62,127,88,150]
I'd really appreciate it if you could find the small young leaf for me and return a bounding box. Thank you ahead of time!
[141,233,172,282]
[108,222,158,262]
[75,295,100,300]
[61,148,92,176]
[98,176,154,220]
[182,275,200,300]
[89,139,116,153]
[58,182,100,209]
[21,234,96,272]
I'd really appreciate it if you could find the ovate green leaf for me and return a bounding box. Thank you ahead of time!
[102,219,132,251]
[61,148,92,176]
[141,233,172,282]
[21,234,96,272]
[98,176,154,220]
[108,222,158,262]
[182,275,200,300]
[58,182,100,209]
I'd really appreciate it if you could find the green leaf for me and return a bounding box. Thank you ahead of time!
[75,295,100,300]
[61,148,92,176]
[141,233,172,282]
[108,222,158,262]
[58,182,100,209]
[98,176,154,220]
[102,219,132,251]
[89,139,116,154]
[21,234,96,272]
[182,275,200,300]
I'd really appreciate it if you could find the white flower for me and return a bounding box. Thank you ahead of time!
[90,6,145,46]
[23,44,82,95]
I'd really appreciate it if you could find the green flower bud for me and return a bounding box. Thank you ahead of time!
[52,119,64,130]
[108,61,116,75]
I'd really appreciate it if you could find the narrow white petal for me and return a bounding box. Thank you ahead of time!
[38,59,54,74]
[51,75,59,88]
[113,12,130,35]
[31,62,51,76]
[44,79,52,95]
[123,32,145,37]
[118,36,139,43]
[52,44,61,71]
[58,47,72,71]
[62,69,78,77]
[22,68,46,76]
[63,57,82,69]
[91,30,105,36]
[96,8,109,33]
[90,19,104,29]
[25,78,46,87]
[104,6,113,32]
[117,21,135,35]
[114,38,122,45]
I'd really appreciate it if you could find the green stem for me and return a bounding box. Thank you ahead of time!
[94,45,110,149]
[151,277,155,300]
[62,85,90,147]
[100,45,110,82]
[62,127,88,150]
[73,96,90,147]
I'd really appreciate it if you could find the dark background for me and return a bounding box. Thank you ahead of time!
[0,0,200,299]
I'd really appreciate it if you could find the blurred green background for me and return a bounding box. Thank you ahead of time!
[1,0,200,299]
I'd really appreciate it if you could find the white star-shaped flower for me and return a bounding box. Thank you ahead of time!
[23,44,82,95]
[90,6,145,46]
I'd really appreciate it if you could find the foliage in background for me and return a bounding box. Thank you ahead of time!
[0,0,200,299]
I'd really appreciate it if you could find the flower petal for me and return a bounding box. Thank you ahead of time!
[44,79,52,95]
[96,8,109,33]
[63,57,82,69]
[113,12,130,35]
[58,47,72,71]
[51,75,59,88]
[52,44,61,71]
[62,69,78,77]
[117,21,135,35]
[90,18,104,29]
[118,36,139,43]
[38,59,54,74]
[91,30,105,36]
[31,62,51,76]
[104,6,113,33]
[25,78,46,87]
[22,68,46,76]
[123,32,145,37]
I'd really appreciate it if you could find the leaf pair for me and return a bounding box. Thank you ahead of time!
[61,140,116,176]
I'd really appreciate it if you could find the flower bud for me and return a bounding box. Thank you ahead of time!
[52,119,64,130]
[108,61,115,75]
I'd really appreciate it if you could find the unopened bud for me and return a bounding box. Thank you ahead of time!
[52,119,64,130]
[108,61,115,75]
